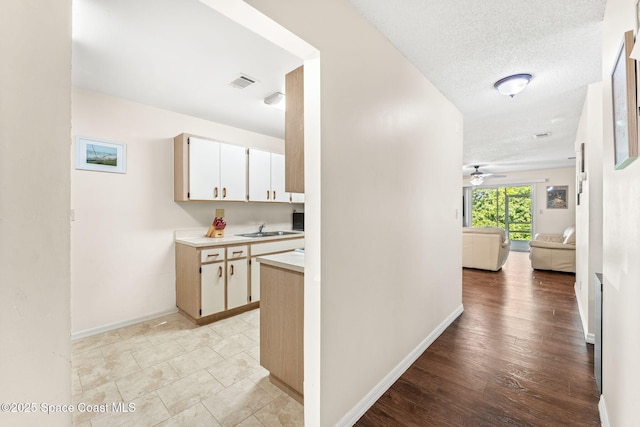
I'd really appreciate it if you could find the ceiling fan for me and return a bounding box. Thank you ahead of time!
[468,165,506,186]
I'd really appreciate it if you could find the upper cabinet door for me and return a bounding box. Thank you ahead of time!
[270,153,286,202]
[248,149,272,202]
[220,144,247,201]
[189,137,221,200]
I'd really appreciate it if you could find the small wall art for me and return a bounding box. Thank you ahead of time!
[75,136,127,174]
[546,185,568,209]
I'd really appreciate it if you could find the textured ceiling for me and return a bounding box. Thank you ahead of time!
[73,0,607,177]
[348,0,607,176]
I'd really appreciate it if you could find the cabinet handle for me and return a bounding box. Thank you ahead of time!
[223,187,227,198]
[230,264,235,275]
[273,191,277,200]
[207,254,219,258]
[232,250,244,255]
[214,187,219,198]
[266,190,270,200]
[218,266,222,277]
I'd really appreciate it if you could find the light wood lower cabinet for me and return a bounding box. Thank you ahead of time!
[175,238,303,325]
[175,243,253,325]
[249,238,304,304]
[260,263,304,401]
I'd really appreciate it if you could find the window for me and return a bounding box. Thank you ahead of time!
[471,186,533,248]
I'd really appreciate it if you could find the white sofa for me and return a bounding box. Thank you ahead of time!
[462,227,510,271]
[528,226,576,273]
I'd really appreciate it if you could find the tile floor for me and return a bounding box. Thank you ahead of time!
[71,309,303,426]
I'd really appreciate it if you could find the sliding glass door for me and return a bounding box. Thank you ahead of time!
[470,186,533,251]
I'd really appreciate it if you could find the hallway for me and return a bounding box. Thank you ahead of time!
[357,252,600,426]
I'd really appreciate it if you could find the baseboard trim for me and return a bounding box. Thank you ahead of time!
[599,394,610,427]
[71,308,179,340]
[586,332,595,344]
[336,303,465,427]
[574,282,594,343]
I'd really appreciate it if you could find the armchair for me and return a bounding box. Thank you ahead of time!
[529,226,576,273]
[462,227,510,271]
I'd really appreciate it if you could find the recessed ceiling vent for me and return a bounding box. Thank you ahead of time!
[230,74,256,89]
[533,132,551,139]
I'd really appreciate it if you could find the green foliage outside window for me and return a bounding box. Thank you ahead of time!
[471,186,532,241]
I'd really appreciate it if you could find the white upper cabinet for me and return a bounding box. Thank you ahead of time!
[189,137,221,200]
[248,149,288,202]
[174,134,247,202]
[270,153,286,202]
[248,148,271,202]
[175,133,300,204]
[219,143,247,201]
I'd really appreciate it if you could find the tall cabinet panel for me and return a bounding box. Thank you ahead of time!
[285,65,304,194]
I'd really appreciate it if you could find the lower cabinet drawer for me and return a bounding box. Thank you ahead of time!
[251,239,304,256]
[200,247,224,264]
[227,245,249,259]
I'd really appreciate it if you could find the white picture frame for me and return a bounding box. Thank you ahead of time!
[611,30,638,170]
[75,136,127,174]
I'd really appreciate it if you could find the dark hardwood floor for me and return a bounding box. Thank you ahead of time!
[356,251,600,426]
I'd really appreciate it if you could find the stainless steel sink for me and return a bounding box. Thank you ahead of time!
[236,231,300,238]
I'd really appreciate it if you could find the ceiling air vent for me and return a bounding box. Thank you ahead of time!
[533,132,551,139]
[230,74,256,89]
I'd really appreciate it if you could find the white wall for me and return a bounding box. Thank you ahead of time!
[246,1,463,425]
[71,88,301,334]
[0,1,72,425]
[574,82,603,342]
[600,0,640,424]
[465,167,577,235]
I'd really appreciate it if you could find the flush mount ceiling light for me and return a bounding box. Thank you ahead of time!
[494,73,533,97]
[264,92,285,110]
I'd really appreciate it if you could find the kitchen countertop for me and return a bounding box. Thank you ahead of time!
[257,251,305,273]
[175,231,304,248]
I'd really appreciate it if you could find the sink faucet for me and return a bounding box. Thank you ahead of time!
[258,224,266,233]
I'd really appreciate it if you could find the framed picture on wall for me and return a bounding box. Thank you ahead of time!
[546,185,568,209]
[610,30,638,170]
[75,136,127,174]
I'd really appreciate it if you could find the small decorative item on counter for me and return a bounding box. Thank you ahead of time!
[206,209,226,238]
